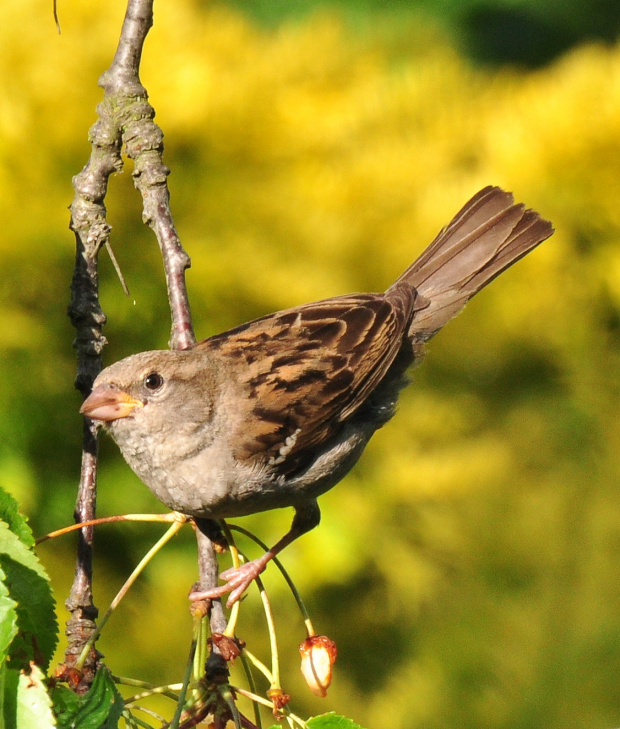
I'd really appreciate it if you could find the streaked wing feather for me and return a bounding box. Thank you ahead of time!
[198,288,417,474]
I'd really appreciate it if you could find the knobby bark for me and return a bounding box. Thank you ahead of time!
[66,0,223,687]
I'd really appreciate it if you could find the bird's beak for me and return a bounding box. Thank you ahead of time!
[80,385,144,422]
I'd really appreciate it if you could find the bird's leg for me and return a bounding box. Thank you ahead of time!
[190,501,321,608]
[193,517,229,552]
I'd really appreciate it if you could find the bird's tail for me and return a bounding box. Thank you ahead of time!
[389,186,554,341]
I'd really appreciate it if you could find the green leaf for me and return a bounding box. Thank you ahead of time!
[0,487,34,548]
[0,564,18,659]
[16,663,56,729]
[268,714,366,729]
[308,714,365,729]
[2,667,19,729]
[53,667,124,729]
[50,685,79,727]
[0,521,57,670]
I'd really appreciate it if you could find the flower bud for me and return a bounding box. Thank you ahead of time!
[299,635,337,697]
[267,688,291,713]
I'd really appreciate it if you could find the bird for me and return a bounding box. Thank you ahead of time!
[80,186,553,607]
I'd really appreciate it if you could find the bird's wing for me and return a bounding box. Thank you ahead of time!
[197,286,418,475]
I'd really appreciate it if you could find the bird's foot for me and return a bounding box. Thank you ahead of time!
[190,556,269,608]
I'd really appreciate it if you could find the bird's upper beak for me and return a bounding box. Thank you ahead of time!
[80,385,144,422]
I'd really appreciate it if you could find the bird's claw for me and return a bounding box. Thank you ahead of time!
[189,559,266,608]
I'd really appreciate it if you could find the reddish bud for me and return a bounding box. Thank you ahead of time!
[209,633,245,662]
[54,664,83,691]
[267,687,291,714]
[299,635,337,697]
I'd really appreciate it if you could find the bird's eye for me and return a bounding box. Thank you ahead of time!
[144,372,164,391]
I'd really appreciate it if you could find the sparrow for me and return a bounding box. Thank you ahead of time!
[80,186,553,606]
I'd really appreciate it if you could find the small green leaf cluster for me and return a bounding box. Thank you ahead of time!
[0,488,125,729]
[0,486,57,728]
[50,670,124,729]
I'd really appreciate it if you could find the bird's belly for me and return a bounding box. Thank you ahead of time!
[121,418,374,520]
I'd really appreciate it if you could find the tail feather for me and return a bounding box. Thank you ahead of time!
[390,186,553,340]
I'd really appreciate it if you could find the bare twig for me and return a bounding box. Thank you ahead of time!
[53,0,61,33]
[66,32,122,685]
[102,0,225,656]
[66,0,223,687]
[195,522,229,636]
[99,0,195,351]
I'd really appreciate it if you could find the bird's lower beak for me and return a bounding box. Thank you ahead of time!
[80,385,144,422]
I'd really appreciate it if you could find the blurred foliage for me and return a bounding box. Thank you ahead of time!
[1,0,620,727]
[226,0,620,67]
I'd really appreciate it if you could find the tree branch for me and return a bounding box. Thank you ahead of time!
[66,0,223,685]
[66,61,123,691]
[100,0,195,351]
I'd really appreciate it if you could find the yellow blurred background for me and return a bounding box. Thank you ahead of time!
[2,0,620,727]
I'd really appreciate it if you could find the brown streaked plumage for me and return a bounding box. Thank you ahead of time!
[202,287,422,473]
[80,186,553,606]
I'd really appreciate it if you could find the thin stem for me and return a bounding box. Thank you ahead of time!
[285,713,308,729]
[219,522,242,637]
[76,518,186,668]
[232,689,306,729]
[122,709,154,729]
[241,649,274,686]
[113,675,183,691]
[104,240,130,296]
[233,686,273,710]
[192,614,209,699]
[257,582,280,690]
[238,656,263,729]
[229,525,316,636]
[36,512,181,545]
[220,685,243,729]
[113,675,184,705]
[169,636,199,729]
